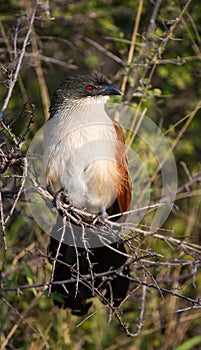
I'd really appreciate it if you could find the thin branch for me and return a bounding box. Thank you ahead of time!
[48,216,67,297]
[0,1,38,119]
[68,219,80,296]
[121,0,143,95]
[85,37,126,66]
[4,158,28,226]
[25,52,78,69]
[1,274,200,306]
[0,191,7,250]
[0,296,41,350]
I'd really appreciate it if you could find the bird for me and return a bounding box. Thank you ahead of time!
[43,72,131,315]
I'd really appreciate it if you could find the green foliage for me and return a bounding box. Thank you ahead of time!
[175,336,201,350]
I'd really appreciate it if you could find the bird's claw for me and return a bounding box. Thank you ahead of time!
[52,190,70,210]
[93,208,108,225]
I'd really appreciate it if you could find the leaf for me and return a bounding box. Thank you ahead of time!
[175,336,201,350]
[21,261,37,296]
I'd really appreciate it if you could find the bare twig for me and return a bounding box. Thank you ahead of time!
[85,37,126,66]
[121,0,143,95]
[48,216,67,297]
[0,191,7,250]
[4,158,28,226]
[25,52,78,69]
[0,1,38,119]
[68,219,80,296]
[0,296,41,350]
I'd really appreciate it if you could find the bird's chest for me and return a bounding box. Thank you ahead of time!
[63,123,117,159]
[44,109,121,213]
[60,124,119,211]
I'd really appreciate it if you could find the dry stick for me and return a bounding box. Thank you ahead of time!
[121,0,143,95]
[71,271,130,334]
[81,223,95,296]
[85,37,126,66]
[76,307,105,327]
[4,158,28,226]
[181,15,201,57]
[146,0,193,79]
[0,158,27,249]
[50,249,161,275]
[107,281,114,323]
[0,19,28,103]
[0,119,19,145]
[25,52,78,69]
[29,22,50,121]
[48,216,67,297]
[104,274,200,337]
[131,280,147,337]
[27,176,201,257]
[125,0,192,144]
[145,0,163,38]
[68,219,80,297]
[175,306,201,314]
[2,271,201,339]
[170,102,201,154]
[108,202,166,220]
[24,179,200,329]
[104,36,145,46]
[13,19,28,102]
[107,220,201,255]
[1,261,201,310]
[1,273,201,309]
[126,106,147,149]
[154,55,200,65]
[30,177,201,256]
[180,161,193,182]
[50,239,124,324]
[128,239,166,304]
[127,101,201,215]
[147,101,201,195]
[176,171,201,195]
[186,11,201,47]
[0,19,12,55]
[140,259,201,268]
[40,234,133,329]
[0,296,41,350]
[119,274,201,307]
[0,1,38,119]
[13,19,20,68]
[122,0,163,103]
[0,191,7,250]
[110,170,201,221]
[164,112,196,137]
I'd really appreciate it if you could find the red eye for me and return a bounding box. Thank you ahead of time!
[86,85,93,93]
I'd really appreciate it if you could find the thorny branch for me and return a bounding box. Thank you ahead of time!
[1,113,201,335]
[0,250,201,337]
[0,104,35,249]
[4,173,198,335]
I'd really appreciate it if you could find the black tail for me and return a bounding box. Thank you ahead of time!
[48,235,130,316]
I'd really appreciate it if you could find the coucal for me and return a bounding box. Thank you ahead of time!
[43,72,131,315]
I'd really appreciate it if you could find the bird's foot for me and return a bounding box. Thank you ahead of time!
[52,189,70,210]
[93,207,108,225]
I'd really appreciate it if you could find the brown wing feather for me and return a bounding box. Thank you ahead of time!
[113,120,131,214]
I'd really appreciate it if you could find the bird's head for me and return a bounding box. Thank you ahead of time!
[49,72,121,117]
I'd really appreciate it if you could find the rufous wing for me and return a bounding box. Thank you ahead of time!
[113,120,131,214]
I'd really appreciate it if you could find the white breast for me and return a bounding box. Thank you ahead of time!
[43,99,121,213]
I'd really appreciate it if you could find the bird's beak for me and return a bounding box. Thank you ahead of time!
[99,84,122,96]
